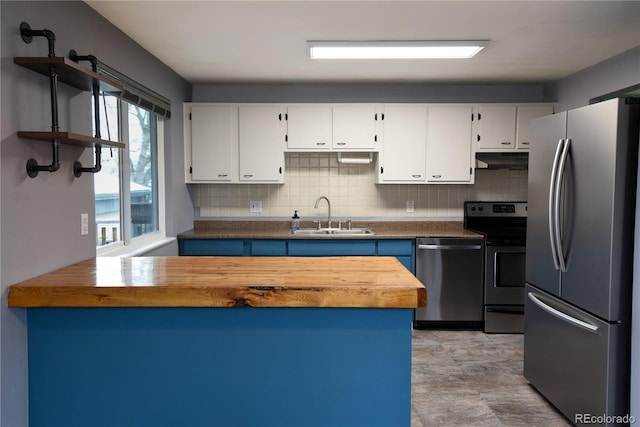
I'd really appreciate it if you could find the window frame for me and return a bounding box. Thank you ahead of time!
[96,97,168,257]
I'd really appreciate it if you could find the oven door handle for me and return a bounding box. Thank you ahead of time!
[417,244,483,250]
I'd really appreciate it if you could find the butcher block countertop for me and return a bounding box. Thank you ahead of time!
[8,256,426,309]
[179,220,482,239]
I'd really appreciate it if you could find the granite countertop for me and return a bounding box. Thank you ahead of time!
[178,220,483,240]
[8,256,426,309]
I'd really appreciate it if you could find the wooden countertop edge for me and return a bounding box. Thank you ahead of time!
[7,256,427,309]
[8,285,426,308]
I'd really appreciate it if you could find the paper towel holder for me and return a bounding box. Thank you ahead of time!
[336,152,374,165]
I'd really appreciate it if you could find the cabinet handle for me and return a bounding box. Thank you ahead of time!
[412,174,421,178]
[336,142,346,146]
[432,175,442,179]
[243,174,253,178]
[316,142,326,146]
[218,174,228,178]
[521,141,530,145]
[501,142,512,145]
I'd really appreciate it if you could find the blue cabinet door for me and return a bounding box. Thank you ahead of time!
[377,240,415,274]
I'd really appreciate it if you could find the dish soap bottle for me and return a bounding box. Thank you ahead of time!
[291,210,300,231]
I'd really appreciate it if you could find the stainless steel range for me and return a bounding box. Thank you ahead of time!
[464,201,527,333]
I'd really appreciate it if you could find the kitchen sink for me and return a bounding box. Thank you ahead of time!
[289,228,374,236]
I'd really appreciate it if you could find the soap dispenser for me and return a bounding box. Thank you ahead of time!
[291,210,300,231]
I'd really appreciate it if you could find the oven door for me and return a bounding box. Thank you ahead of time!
[485,245,526,333]
[485,245,526,305]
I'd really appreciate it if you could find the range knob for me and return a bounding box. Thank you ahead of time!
[478,206,484,212]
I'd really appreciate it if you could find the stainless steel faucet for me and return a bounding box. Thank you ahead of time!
[314,196,331,229]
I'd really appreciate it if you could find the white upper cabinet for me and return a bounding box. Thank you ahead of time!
[377,105,427,183]
[286,105,332,150]
[186,104,237,183]
[332,105,378,150]
[475,105,517,150]
[238,106,285,183]
[426,105,474,183]
[516,105,554,149]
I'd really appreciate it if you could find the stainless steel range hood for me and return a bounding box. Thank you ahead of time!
[476,152,529,170]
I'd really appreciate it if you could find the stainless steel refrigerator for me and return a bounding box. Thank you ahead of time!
[524,98,639,426]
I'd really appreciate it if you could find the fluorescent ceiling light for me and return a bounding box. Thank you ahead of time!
[308,41,486,59]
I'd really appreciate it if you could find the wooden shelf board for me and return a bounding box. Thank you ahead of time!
[14,57,124,94]
[18,131,125,149]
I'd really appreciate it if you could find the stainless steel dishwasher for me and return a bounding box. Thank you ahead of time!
[414,237,484,329]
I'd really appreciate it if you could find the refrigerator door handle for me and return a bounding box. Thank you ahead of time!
[527,292,599,334]
[554,138,571,273]
[548,138,564,270]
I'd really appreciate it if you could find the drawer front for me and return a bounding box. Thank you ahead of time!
[287,240,376,256]
[251,240,288,256]
[180,239,247,256]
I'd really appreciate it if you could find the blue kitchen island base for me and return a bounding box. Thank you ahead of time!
[27,307,414,427]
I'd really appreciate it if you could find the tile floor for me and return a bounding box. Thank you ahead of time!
[411,330,572,426]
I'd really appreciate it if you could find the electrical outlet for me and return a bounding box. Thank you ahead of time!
[81,213,89,235]
[406,201,415,213]
[249,200,262,213]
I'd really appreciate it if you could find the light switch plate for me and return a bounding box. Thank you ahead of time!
[81,213,89,235]
[249,201,262,213]
[406,201,415,213]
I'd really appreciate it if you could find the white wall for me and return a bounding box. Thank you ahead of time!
[0,2,191,425]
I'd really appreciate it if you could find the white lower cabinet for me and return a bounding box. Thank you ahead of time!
[426,106,474,183]
[376,105,427,183]
[238,106,285,183]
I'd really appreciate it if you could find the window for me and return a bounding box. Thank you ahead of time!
[94,93,162,251]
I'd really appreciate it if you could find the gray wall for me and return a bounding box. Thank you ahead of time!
[544,45,640,420]
[193,82,549,104]
[544,46,640,111]
[0,2,191,425]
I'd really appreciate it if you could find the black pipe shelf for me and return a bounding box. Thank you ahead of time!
[14,57,123,94]
[18,131,124,149]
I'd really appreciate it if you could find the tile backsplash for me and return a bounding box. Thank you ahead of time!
[193,153,528,219]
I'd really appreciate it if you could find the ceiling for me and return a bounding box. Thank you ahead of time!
[86,1,640,84]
